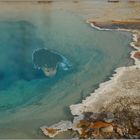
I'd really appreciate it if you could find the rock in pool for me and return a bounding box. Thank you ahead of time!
[32,48,71,77]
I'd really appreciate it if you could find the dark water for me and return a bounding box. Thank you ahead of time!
[33,48,63,69]
[0,11,133,138]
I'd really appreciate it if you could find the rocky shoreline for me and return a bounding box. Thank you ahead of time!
[40,21,140,139]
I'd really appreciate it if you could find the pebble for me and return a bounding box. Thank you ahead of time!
[104,112,114,123]
[101,125,113,133]
[104,118,114,123]
[116,127,123,136]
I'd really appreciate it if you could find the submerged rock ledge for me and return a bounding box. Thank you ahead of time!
[40,22,140,139]
[32,48,71,77]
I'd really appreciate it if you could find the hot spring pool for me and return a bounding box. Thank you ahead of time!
[0,10,133,138]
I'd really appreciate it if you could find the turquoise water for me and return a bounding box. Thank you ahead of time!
[0,10,132,138]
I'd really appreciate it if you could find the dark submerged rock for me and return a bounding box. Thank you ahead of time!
[33,48,65,77]
[33,49,62,68]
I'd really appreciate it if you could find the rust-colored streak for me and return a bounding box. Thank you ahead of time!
[134,51,140,59]
[45,128,58,135]
[90,20,140,30]
[89,121,111,129]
